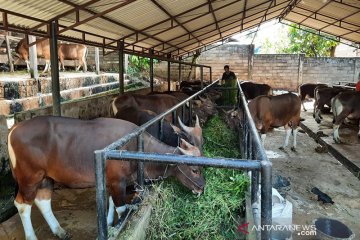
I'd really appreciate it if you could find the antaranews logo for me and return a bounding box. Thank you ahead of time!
[238,223,317,237]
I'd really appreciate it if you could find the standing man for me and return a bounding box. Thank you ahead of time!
[221,65,237,105]
[221,65,236,84]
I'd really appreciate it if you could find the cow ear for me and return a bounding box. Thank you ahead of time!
[170,123,181,134]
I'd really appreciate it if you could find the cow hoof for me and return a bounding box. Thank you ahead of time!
[56,228,71,240]
[333,138,341,144]
[312,114,315,118]
[315,119,321,124]
[304,109,307,112]
[279,146,285,151]
[320,116,323,119]
[291,147,297,152]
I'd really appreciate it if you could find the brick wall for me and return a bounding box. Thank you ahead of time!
[302,58,359,85]
[252,54,300,91]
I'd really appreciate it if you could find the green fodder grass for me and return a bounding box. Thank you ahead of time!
[147,115,249,240]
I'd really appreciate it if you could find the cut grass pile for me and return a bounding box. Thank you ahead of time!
[147,115,249,239]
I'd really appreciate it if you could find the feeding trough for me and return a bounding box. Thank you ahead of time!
[314,218,355,240]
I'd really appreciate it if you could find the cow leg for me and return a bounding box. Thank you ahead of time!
[333,111,350,143]
[260,134,266,146]
[42,61,50,73]
[14,180,42,240]
[107,196,115,226]
[291,127,299,152]
[302,101,307,112]
[279,126,291,150]
[34,178,69,239]
[108,179,127,223]
[315,109,322,124]
[25,60,30,72]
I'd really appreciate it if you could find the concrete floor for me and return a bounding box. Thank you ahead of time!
[264,100,360,239]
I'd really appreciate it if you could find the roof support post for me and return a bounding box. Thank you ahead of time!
[209,67,212,83]
[50,21,61,116]
[200,66,204,89]
[178,56,182,90]
[150,48,154,93]
[5,34,14,72]
[248,44,254,80]
[118,41,125,95]
[167,53,171,92]
[28,35,38,79]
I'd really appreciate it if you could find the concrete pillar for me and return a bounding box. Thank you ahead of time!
[50,21,61,116]
[298,54,304,86]
[28,35,39,79]
[5,34,14,72]
[247,44,254,80]
[353,58,360,82]
[95,47,100,74]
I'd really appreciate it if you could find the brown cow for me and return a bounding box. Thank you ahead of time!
[331,91,360,143]
[313,87,346,123]
[15,38,87,73]
[113,106,203,150]
[249,93,301,151]
[8,116,205,240]
[111,93,187,123]
[240,81,273,100]
[299,83,328,111]
[15,38,51,73]
[58,43,87,72]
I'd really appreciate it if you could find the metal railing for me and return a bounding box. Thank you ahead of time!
[237,80,272,239]
[94,79,272,240]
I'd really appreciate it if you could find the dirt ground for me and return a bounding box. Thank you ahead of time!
[264,100,360,239]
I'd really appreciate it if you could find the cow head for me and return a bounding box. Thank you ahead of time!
[174,139,205,195]
[193,96,218,125]
[224,108,243,130]
[171,115,203,151]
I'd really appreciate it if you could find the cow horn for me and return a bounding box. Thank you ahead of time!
[195,115,200,128]
[178,117,192,134]
[178,147,193,156]
[180,138,193,148]
[198,96,206,102]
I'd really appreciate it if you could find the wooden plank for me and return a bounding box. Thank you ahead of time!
[28,35,38,78]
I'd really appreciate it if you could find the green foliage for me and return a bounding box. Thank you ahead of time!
[281,24,338,57]
[147,115,248,240]
[127,55,158,75]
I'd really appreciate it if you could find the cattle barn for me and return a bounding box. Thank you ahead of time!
[1,1,360,240]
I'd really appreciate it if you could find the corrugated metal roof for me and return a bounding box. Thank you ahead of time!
[0,0,359,60]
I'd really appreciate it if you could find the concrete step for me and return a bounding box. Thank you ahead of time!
[0,73,119,99]
[0,81,121,115]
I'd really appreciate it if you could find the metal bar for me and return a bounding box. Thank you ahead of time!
[137,134,145,188]
[118,41,125,94]
[251,170,259,204]
[182,105,185,123]
[208,0,222,39]
[189,100,193,126]
[150,49,154,92]
[95,150,107,240]
[50,21,61,116]
[159,118,164,141]
[261,160,272,239]
[172,111,177,125]
[103,80,220,151]
[178,57,182,90]
[28,35,39,79]
[298,0,333,25]
[105,151,262,170]
[95,47,100,74]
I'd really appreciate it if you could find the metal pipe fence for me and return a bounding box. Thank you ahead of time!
[94,79,272,240]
